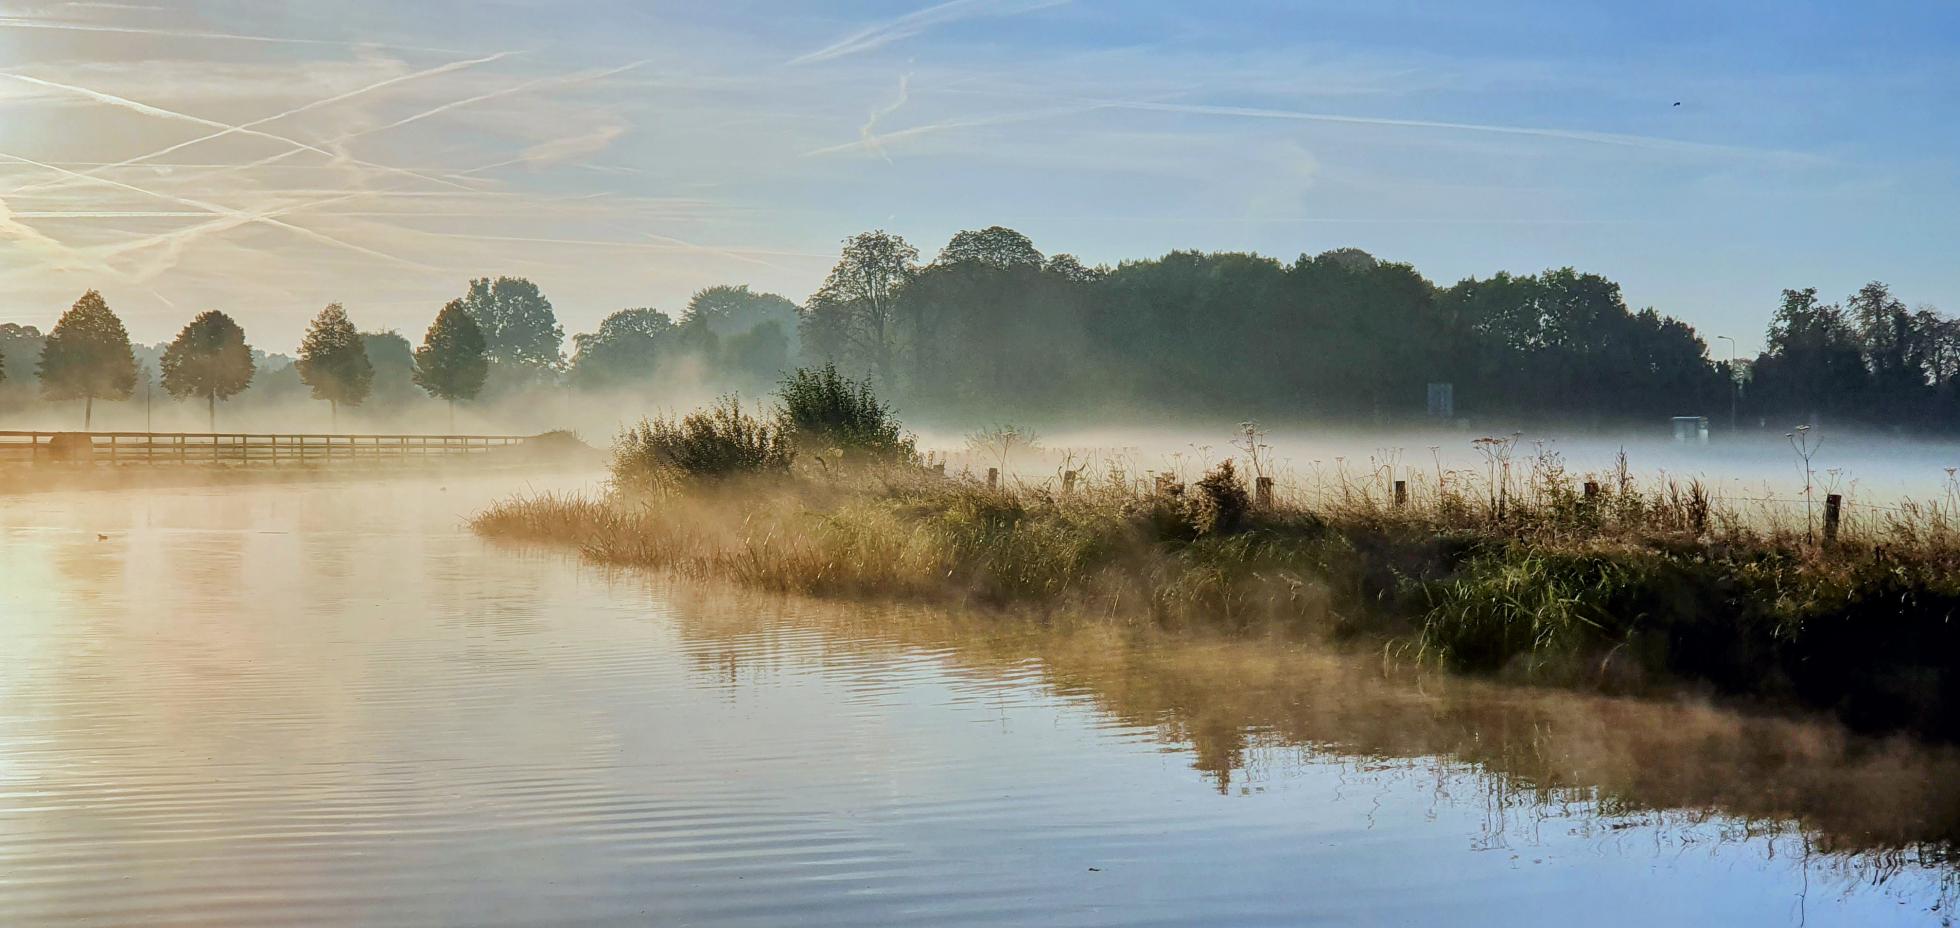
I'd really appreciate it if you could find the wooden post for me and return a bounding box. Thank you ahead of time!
[1583,480,1599,501]
[1062,470,1077,494]
[987,467,999,489]
[1255,476,1274,509]
[1394,480,1408,508]
[1824,494,1842,544]
[108,434,117,465]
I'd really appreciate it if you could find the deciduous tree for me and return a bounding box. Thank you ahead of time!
[161,310,256,431]
[37,290,136,429]
[414,299,489,428]
[296,303,373,429]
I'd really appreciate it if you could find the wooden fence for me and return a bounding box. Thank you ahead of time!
[0,431,530,467]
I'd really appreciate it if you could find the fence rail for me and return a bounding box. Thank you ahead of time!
[0,431,530,467]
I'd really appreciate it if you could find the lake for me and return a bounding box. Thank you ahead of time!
[1,474,1954,926]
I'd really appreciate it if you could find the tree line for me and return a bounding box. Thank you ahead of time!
[0,226,1950,432]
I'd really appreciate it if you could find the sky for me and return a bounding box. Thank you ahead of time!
[2,0,1958,355]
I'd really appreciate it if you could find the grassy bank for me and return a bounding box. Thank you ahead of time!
[474,370,1960,741]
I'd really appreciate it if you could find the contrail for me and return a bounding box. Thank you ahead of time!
[860,73,912,164]
[1095,99,1791,157]
[0,14,465,54]
[0,150,430,270]
[185,60,651,187]
[0,72,478,192]
[788,0,1068,66]
[355,60,648,137]
[808,96,1812,162]
[805,102,1108,156]
[12,51,517,195]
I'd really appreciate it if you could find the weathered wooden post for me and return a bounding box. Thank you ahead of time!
[1062,470,1077,495]
[1255,476,1274,509]
[1393,480,1408,508]
[987,467,999,489]
[1824,493,1843,544]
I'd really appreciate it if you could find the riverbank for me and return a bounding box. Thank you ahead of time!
[476,451,1960,742]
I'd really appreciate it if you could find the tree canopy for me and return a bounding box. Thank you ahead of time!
[296,303,373,424]
[569,307,675,389]
[160,310,255,430]
[801,230,919,390]
[681,285,799,339]
[414,299,490,414]
[459,276,563,376]
[36,290,137,428]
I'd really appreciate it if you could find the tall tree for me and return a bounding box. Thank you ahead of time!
[458,276,563,379]
[295,303,373,429]
[937,226,1043,269]
[801,230,918,389]
[361,330,418,408]
[568,307,675,389]
[414,299,489,428]
[161,310,256,431]
[681,285,799,339]
[37,290,137,429]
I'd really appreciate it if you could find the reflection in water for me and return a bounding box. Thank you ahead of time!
[0,476,1955,926]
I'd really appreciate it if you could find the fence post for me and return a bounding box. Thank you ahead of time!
[1824,493,1842,545]
[1062,470,1077,495]
[1393,480,1408,508]
[987,467,999,489]
[1255,476,1274,509]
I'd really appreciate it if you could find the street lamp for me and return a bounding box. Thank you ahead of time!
[1715,335,1737,435]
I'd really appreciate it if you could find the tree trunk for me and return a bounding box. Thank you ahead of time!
[330,399,338,432]
[448,398,455,432]
[84,394,93,431]
[208,392,216,433]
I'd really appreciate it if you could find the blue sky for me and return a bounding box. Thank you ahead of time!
[2,0,1957,354]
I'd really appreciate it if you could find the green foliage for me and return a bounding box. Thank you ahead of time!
[413,300,490,404]
[160,309,254,427]
[800,230,918,389]
[775,363,914,461]
[569,307,675,389]
[295,303,373,413]
[937,226,1042,269]
[36,291,135,425]
[360,330,418,406]
[682,285,799,339]
[458,276,563,375]
[614,397,792,485]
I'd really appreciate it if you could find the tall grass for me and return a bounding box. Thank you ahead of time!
[477,386,1960,740]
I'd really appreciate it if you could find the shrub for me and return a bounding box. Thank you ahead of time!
[613,396,791,488]
[776,363,915,462]
[1190,459,1252,536]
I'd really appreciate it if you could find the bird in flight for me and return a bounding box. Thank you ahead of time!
[1673,101,1682,106]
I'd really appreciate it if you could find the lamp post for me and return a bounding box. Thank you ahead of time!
[1716,335,1737,435]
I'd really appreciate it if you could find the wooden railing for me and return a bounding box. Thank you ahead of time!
[0,431,530,466]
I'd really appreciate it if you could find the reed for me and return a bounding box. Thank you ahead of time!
[475,400,1960,740]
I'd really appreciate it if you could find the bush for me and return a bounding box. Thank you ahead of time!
[1190,459,1251,536]
[614,396,791,488]
[776,363,915,462]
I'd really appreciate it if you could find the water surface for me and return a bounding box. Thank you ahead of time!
[1,475,1954,926]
